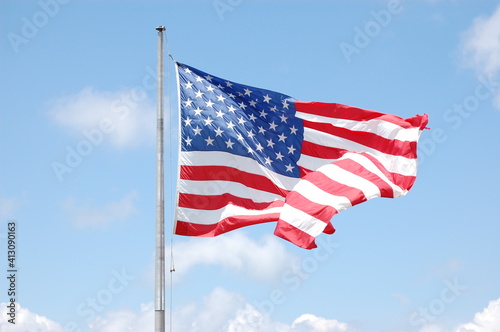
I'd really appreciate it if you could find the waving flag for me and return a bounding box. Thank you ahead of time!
[174,62,428,249]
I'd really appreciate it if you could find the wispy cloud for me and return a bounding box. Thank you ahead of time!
[170,232,300,283]
[460,4,500,109]
[48,87,156,149]
[62,191,138,229]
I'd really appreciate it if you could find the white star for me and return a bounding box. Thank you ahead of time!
[290,125,298,134]
[270,105,278,112]
[206,85,215,92]
[184,98,193,107]
[225,139,235,149]
[205,74,213,82]
[263,94,271,103]
[195,76,203,82]
[247,130,255,139]
[184,81,193,89]
[249,113,257,121]
[195,90,204,98]
[214,127,224,137]
[228,93,236,99]
[266,139,275,148]
[269,122,278,130]
[244,88,252,96]
[184,137,192,146]
[215,110,225,118]
[204,117,214,126]
[217,94,226,102]
[193,126,202,135]
[226,81,233,88]
[259,110,268,118]
[258,126,266,134]
[205,100,215,108]
[279,114,288,123]
[282,100,289,109]
[287,145,296,154]
[184,67,192,74]
[285,164,294,172]
[227,105,236,113]
[205,137,214,146]
[193,108,203,116]
[239,102,247,110]
[184,117,192,126]
[238,117,246,125]
[236,133,244,141]
[264,156,273,165]
[248,147,254,154]
[278,133,287,142]
[226,121,236,130]
[255,143,264,152]
[249,100,257,107]
[275,151,284,161]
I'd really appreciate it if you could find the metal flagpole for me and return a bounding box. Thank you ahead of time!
[155,25,166,332]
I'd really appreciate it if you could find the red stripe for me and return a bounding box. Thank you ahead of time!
[357,152,416,191]
[274,219,318,249]
[176,200,284,237]
[180,165,289,197]
[303,119,417,159]
[284,191,338,223]
[333,157,395,198]
[305,170,367,206]
[301,140,348,160]
[296,101,429,130]
[178,192,275,211]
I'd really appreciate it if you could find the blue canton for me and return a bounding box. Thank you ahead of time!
[178,62,304,178]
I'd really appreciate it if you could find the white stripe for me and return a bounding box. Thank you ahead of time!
[297,111,421,142]
[319,163,381,201]
[291,179,352,212]
[178,179,281,202]
[342,152,406,197]
[177,204,283,225]
[300,128,417,176]
[280,204,327,237]
[180,151,300,190]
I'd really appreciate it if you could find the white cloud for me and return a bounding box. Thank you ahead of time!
[5,296,500,332]
[454,298,500,332]
[290,314,351,332]
[0,303,64,332]
[171,232,300,283]
[62,191,137,229]
[461,4,500,110]
[461,5,500,77]
[49,87,156,149]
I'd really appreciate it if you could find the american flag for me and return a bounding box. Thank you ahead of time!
[174,62,428,249]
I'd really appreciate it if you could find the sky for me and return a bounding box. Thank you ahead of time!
[1,0,500,331]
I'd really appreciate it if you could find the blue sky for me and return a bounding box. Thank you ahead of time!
[1,0,500,331]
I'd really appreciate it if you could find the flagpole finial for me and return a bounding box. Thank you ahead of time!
[156,26,166,32]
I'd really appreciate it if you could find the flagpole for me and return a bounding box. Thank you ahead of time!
[155,25,166,332]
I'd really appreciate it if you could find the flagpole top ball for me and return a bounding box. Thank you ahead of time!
[156,26,166,32]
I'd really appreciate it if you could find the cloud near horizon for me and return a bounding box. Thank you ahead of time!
[4,295,500,332]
